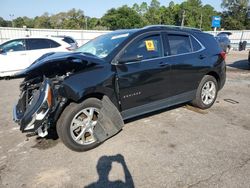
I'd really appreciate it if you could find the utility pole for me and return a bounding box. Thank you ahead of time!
[247,5,250,19]
[85,17,88,30]
[9,14,14,27]
[181,10,186,27]
[199,13,203,30]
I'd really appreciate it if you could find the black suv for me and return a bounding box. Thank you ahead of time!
[12,25,226,151]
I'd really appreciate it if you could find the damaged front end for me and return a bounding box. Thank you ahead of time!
[13,77,65,137]
[11,51,124,151]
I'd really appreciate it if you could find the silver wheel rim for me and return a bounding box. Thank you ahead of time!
[201,81,216,105]
[70,107,99,145]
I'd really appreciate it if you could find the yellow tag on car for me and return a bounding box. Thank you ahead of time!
[145,40,155,51]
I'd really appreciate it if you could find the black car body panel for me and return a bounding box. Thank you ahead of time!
[12,25,226,135]
[16,52,106,78]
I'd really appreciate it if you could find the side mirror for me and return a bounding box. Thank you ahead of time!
[118,54,143,64]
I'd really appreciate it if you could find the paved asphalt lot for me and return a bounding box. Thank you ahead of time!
[0,51,250,188]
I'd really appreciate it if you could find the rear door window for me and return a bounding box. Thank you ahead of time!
[168,34,192,55]
[48,39,61,48]
[26,39,60,50]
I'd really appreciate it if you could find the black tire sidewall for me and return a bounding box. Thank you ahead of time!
[194,75,218,109]
[57,98,102,152]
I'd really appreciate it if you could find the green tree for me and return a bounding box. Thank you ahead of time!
[221,0,249,9]
[62,9,85,29]
[179,0,203,28]
[102,5,144,30]
[34,13,51,28]
[221,0,249,29]
[0,17,11,27]
[201,5,218,30]
[144,0,162,24]
[160,2,180,25]
[50,12,67,29]
[13,17,25,27]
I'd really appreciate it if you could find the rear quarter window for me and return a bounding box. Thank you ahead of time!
[191,36,203,51]
[194,32,221,54]
[48,39,61,48]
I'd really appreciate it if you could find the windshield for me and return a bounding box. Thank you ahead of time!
[76,32,131,58]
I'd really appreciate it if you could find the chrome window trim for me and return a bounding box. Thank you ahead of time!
[123,56,166,65]
[112,32,206,65]
[166,34,205,57]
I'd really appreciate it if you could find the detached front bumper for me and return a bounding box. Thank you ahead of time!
[13,79,53,133]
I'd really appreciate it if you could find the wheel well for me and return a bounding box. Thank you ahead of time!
[79,93,105,102]
[206,71,220,85]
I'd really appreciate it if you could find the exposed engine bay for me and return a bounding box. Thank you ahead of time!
[13,75,68,137]
[13,74,123,143]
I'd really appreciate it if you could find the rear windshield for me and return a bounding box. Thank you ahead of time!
[63,37,75,44]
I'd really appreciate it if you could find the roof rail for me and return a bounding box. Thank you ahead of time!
[143,25,201,32]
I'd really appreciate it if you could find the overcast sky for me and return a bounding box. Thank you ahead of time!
[1,0,222,20]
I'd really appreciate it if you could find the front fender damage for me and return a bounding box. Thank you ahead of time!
[94,96,124,143]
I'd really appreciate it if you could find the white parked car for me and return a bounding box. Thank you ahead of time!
[0,36,74,77]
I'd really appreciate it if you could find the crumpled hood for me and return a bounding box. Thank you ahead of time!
[10,52,105,79]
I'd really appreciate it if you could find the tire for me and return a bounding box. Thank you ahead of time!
[191,75,218,109]
[248,51,250,65]
[56,98,102,152]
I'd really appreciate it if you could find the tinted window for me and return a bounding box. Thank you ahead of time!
[63,37,75,44]
[26,39,60,50]
[48,39,61,48]
[191,36,202,51]
[168,34,192,55]
[122,34,163,61]
[1,39,25,52]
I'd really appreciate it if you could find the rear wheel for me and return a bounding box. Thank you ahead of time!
[248,51,250,66]
[191,75,218,109]
[56,98,102,152]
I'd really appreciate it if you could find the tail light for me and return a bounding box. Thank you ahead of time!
[220,51,226,60]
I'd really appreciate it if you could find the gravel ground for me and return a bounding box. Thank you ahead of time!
[0,51,249,188]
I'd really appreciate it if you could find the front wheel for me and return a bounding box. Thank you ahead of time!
[56,98,102,152]
[191,75,218,109]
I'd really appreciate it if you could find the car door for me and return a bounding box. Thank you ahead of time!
[25,39,60,64]
[115,32,172,111]
[0,39,29,75]
[163,32,206,96]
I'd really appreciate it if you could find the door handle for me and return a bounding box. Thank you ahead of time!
[159,62,170,68]
[20,53,26,56]
[199,54,206,59]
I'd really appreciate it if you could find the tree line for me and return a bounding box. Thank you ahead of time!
[0,0,249,31]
